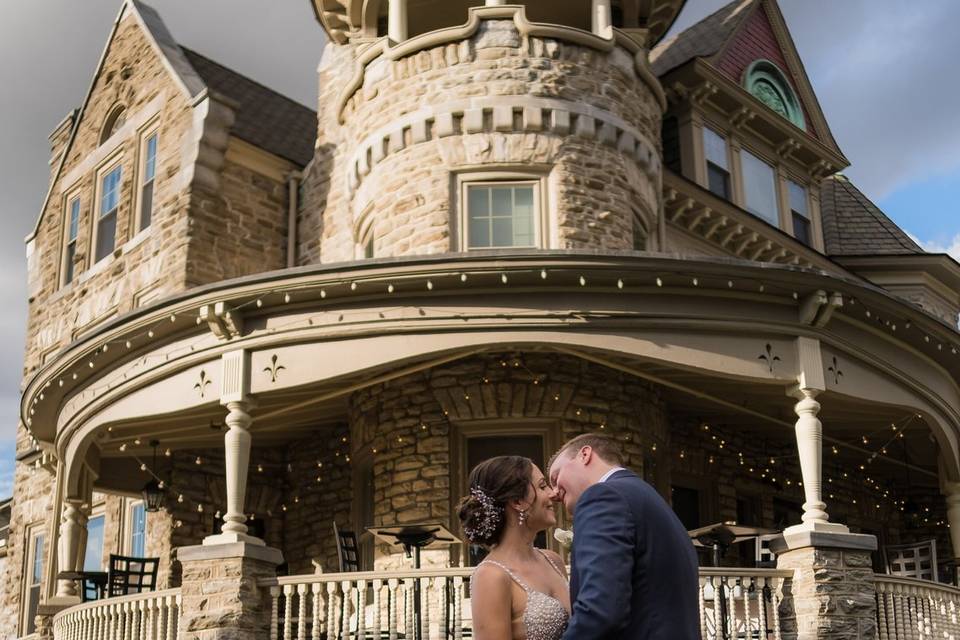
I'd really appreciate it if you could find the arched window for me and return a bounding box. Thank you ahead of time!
[744,60,805,130]
[100,104,127,144]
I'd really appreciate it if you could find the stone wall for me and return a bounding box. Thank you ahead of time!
[302,18,664,263]
[24,12,196,375]
[0,463,55,639]
[348,351,671,568]
[9,7,296,629]
[182,159,289,288]
[282,425,354,575]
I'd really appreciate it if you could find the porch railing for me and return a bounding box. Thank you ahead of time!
[51,588,181,640]
[260,567,793,640]
[875,575,960,639]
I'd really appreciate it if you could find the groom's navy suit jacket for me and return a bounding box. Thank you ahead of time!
[562,469,700,640]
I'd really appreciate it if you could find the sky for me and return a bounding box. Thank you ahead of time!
[0,0,958,497]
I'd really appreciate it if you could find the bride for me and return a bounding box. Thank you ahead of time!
[457,456,570,640]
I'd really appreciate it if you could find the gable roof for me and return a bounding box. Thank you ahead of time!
[651,0,842,156]
[181,49,316,166]
[650,0,753,76]
[27,0,316,242]
[819,175,924,257]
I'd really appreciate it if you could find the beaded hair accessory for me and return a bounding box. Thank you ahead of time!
[463,487,503,543]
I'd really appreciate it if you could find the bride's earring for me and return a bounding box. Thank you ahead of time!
[518,509,528,527]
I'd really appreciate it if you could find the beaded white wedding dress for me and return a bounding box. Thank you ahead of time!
[477,549,569,640]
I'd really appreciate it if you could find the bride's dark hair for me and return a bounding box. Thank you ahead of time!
[457,456,533,547]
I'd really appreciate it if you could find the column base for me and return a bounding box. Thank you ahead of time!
[178,542,284,640]
[783,519,850,536]
[773,531,879,640]
[202,531,265,546]
[39,597,81,610]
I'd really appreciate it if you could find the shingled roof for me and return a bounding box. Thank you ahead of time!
[181,48,317,167]
[650,0,754,76]
[819,175,923,256]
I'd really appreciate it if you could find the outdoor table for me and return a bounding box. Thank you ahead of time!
[57,570,108,600]
[368,523,459,640]
[688,522,778,640]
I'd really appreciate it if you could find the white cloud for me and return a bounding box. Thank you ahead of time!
[0,438,15,499]
[907,232,960,261]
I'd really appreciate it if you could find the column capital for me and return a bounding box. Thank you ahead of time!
[220,349,251,406]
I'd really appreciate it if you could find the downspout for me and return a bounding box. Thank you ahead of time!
[286,171,302,268]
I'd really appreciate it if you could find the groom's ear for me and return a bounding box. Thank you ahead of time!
[577,445,593,465]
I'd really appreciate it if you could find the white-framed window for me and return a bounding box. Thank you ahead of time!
[137,130,158,232]
[93,162,122,263]
[740,149,780,226]
[83,513,106,571]
[788,179,811,246]
[21,525,45,636]
[464,181,539,249]
[127,500,147,557]
[703,126,731,200]
[62,193,81,286]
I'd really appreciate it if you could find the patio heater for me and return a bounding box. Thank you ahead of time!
[141,440,166,512]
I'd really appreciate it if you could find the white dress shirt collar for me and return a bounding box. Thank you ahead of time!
[599,467,627,483]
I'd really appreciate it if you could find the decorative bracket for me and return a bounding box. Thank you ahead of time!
[200,301,243,340]
[798,290,843,327]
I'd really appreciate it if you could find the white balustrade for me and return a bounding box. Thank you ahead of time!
[52,589,181,640]
[697,568,791,640]
[263,566,794,640]
[875,575,960,640]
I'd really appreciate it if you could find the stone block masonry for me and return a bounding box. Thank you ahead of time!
[347,351,671,568]
[775,534,879,640]
[304,18,664,263]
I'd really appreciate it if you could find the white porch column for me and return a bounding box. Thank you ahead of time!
[55,498,85,599]
[786,337,847,535]
[221,400,252,537]
[206,349,262,545]
[592,0,613,37]
[388,0,408,42]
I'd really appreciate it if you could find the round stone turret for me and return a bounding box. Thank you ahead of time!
[302,1,687,262]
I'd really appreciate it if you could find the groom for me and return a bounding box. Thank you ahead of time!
[549,433,700,639]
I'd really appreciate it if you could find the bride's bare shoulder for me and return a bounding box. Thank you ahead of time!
[471,562,514,608]
[472,561,512,587]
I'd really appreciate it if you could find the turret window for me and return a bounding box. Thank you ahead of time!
[465,182,538,249]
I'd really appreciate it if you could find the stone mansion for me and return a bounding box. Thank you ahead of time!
[4,0,960,638]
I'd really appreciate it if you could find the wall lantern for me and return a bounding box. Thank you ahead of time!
[142,440,166,512]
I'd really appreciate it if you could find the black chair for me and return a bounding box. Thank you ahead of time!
[107,554,160,597]
[333,521,360,572]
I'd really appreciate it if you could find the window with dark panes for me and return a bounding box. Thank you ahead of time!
[789,179,811,245]
[703,127,730,200]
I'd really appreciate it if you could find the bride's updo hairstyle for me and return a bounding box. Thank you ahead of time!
[458,456,533,547]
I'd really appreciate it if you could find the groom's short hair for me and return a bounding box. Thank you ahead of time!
[550,433,624,469]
